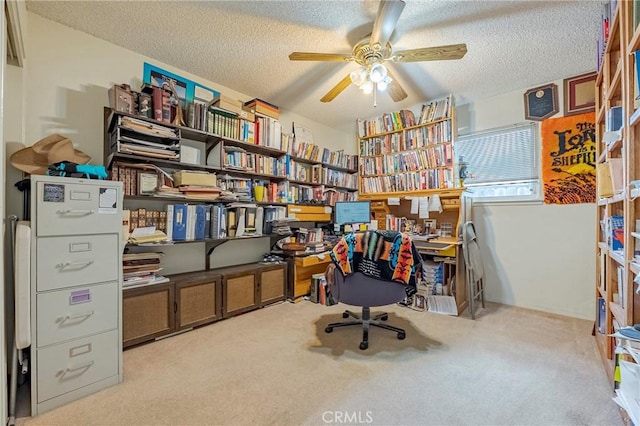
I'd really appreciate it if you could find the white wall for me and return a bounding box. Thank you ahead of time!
[456,81,596,320]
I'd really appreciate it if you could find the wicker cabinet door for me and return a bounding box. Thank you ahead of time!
[223,272,258,317]
[176,279,221,330]
[259,266,285,306]
[122,283,175,348]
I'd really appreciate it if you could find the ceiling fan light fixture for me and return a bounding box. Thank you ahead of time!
[350,67,367,86]
[377,75,392,91]
[369,63,387,83]
[361,80,374,94]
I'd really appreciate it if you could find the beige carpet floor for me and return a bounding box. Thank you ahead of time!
[17,301,621,426]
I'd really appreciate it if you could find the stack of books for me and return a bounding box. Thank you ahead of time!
[243,98,280,119]
[123,252,168,288]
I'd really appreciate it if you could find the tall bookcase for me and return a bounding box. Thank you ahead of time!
[355,97,469,316]
[595,0,640,413]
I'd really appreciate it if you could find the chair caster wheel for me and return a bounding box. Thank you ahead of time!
[325,327,333,333]
[380,315,388,321]
[342,312,349,318]
[397,332,406,340]
[359,342,368,350]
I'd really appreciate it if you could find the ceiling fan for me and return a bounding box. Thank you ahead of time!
[288,0,467,104]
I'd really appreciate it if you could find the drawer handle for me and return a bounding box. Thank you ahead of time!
[57,310,95,323]
[57,360,94,377]
[56,209,95,216]
[56,260,94,269]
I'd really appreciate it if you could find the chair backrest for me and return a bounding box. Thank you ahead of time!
[462,221,484,280]
[328,230,420,307]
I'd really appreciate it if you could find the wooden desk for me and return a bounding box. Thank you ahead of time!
[284,252,333,301]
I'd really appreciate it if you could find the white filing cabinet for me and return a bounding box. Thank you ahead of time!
[29,175,123,415]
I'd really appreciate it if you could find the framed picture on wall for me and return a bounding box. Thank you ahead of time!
[524,83,559,121]
[563,72,596,116]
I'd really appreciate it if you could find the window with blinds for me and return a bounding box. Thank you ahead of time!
[456,123,540,202]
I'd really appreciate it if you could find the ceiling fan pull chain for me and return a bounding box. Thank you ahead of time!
[374,82,378,108]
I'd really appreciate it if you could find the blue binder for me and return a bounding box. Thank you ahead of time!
[172,204,188,241]
[195,205,207,240]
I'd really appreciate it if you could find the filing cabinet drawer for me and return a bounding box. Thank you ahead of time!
[36,330,119,403]
[37,234,119,291]
[37,282,119,347]
[36,181,122,237]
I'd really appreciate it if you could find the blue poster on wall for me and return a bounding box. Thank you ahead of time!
[142,63,218,107]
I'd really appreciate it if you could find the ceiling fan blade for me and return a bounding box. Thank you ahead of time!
[370,0,406,50]
[289,52,353,62]
[392,43,468,63]
[321,74,353,103]
[386,69,408,102]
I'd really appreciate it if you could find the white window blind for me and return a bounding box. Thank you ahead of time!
[456,123,540,201]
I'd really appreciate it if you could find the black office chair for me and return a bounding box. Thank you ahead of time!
[325,268,408,350]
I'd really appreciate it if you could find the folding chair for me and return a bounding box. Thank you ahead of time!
[462,221,485,319]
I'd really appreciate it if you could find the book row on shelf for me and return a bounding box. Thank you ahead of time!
[356,94,453,138]
[124,204,289,244]
[360,168,455,194]
[223,149,287,176]
[596,0,619,73]
[108,106,357,173]
[113,160,356,206]
[359,121,452,155]
[360,145,453,176]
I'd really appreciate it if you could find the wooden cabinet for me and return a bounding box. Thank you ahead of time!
[260,266,286,305]
[221,263,287,316]
[123,263,286,348]
[123,282,175,348]
[223,271,258,317]
[175,274,222,331]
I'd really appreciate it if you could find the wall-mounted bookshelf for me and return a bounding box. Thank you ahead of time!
[356,95,456,195]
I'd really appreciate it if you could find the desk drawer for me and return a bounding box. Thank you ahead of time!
[36,330,118,403]
[37,282,119,347]
[295,254,332,268]
[36,181,122,237]
[37,234,119,291]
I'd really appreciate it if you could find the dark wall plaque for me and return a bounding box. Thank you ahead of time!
[524,83,559,121]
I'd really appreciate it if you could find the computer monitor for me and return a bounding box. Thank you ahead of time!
[334,201,371,225]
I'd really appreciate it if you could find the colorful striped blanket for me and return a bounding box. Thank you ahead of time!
[330,231,422,296]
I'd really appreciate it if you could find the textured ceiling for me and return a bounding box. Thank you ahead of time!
[26,0,601,132]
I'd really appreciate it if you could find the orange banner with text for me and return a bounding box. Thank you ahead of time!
[541,112,596,204]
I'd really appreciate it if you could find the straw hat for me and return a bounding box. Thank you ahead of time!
[10,134,91,175]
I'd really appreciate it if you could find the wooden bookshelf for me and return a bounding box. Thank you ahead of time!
[356,96,456,195]
[594,3,640,414]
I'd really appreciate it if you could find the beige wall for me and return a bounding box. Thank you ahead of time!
[22,13,354,274]
[456,81,596,320]
[16,13,593,317]
[24,13,352,160]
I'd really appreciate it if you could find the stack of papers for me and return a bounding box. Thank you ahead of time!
[427,295,458,316]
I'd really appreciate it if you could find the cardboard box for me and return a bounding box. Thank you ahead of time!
[243,98,280,119]
[173,171,217,187]
[597,158,623,197]
[210,95,243,115]
[239,106,255,122]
